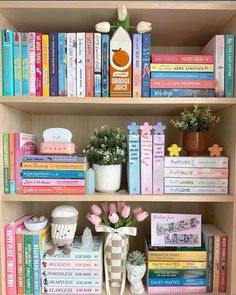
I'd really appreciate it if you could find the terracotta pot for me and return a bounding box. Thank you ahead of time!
[183,132,206,156]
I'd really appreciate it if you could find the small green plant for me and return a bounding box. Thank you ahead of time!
[170,105,220,132]
[83,126,127,165]
[127,250,146,266]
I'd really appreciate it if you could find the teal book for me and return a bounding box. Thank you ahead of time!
[24,233,33,294]
[3,133,10,194]
[22,32,29,96]
[2,29,14,96]
[14,32,22,96]
[225,34,235,97]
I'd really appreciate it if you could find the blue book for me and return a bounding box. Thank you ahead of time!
[22,33,29,96]
[150,88,216,98]
[128,134,140,194]
[49,32,58,96]
[58,33,67,96]
[14,32,22,96]
[32,234,41,294]
[225,34,235,97]
[21,155,87,163]
[142,33,151,97]
[151,72,214,80]
[95,73,102,97]
[21,170,85,179]
[148,278,206,287]
[101,34,110,97]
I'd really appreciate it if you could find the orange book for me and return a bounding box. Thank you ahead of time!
[16,231,25,294]
[9,133,15,194]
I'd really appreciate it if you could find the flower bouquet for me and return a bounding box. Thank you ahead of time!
[87,202,148,295]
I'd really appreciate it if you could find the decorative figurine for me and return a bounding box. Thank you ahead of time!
[167,144,182,157]
[81,227,93,250]
[209,144,223,157]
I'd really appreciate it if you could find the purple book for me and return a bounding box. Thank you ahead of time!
[49,32,58,96]
[21,155,87,163]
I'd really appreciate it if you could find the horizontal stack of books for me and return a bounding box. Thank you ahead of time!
[164,156,229,194]
[41,236,103,294]
[20,155,87,194]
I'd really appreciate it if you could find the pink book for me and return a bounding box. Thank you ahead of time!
[35,32,42,96]
[21,179,85,186]
[150,79,216,89]
[14,133,37,193]
[148,286,207,294]
[164,167,228,179]
[42,286,101,294]
[85,33,94,97]
[153,128,165,194]
[151,53,213,64]
[5,215,32,294]
[21,186,85,194]
[29,32,36,96]
[140,122,153,194]
[41,260,101,269]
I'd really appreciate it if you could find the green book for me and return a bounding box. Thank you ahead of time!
[24,233,33,294]
[148,269,206,279]
[3,133,10,194]
[225,34,235,97]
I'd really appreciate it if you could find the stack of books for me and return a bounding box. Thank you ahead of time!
[164,156,229,194]
[20,155,87,194]
[41,236,103,294]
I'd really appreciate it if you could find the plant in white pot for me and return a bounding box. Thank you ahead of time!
[84,126,127,193]
[127,250,147,294]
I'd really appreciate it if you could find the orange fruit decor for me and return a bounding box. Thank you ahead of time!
[112,48,129,67]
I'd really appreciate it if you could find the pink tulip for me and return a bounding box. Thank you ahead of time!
[132,207,142,215]
[117,201,126,213]
[87,213,102,225]
[121,205,130,219]
[101,202,109,213]
[135,211,148,222]
[108,212,119,224]
[109,202,117,213]
[91,204,102,216]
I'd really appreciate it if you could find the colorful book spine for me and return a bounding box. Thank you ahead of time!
[29,32,36,96]
[42,278,100,287]
[94,73,102,97]
[142,33,151,97]
[165,178,228,187]
[21,170,85,179]
[94,32,101,74]
[14,32,22,96]
[219,235,227,292]
[153,134,164,194]
[128,133,140,194]
[148,269,206,278]
[58,33,67,96]
[85,33,94,97]
[213,235,220,292]
[150,63,214,72]
[16,232,25,294]
[148,251,206,262]
[148,261,206,269]
[151,72,214,80]
[35,32,42,96]
[164,167,228,178]
[164,156,228,168]
[150,88,215,98]
[165,187,227,194]
[101,34,110,97]
[42,34,49,96]
[49,32,58,96]
[133,34,142,97]
[21,155,86,162]
[67,33,76,97]
[9,133,15,194]
[22,179,85,186]
[41,269,100,278]
[202,234,214,292]
[76,32,86,97]
[24,234,33,294]
[32,234,41,294]
[42,286,101,294]
[225,34,235,97]
[3,133,10,194]
[151,54,214,64]
[150,79,216,89]
[22,33,29,96]
[42,250,101,260]
[147,286,207,294]
[148,278,206,287]
[21,186,85,194]
[22,162,86,170]
[41,260,101,269]
[2,29,14,96]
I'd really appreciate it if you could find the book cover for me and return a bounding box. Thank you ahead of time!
[85,32,94,97]
[42,34,49,96]
[164,156,228,168]
[16,230,25,294]
[22,33,29,96]
[101,34,110,97]
[151,53,214,64]
[49,32,58,96]
[35,32,42,96]
[14,32,22,96]
[21,155,87,162]
[153,134,165,195]
[2,29,14,96]
[165,178,228,187]
[67,32,76,97]
[213,235,220,292]
[142,33,151,97]
[164,167,228,179]
[94,73,102,97]
[150,63,214,72]
[29,32,36,96]
[24,233,33,294]
[219,235,228,292]
[164,187,227,194]
[21,178,85,186]
[151,72,214,80]
[42,278,100,287]
[58,32,67,96]
[94,32,101,73]
[3,133,10,194]
[147,286,206,294]
[21,170,85,179]
[148,269,206,279]
[21,162,86,170]
[21,186,85,194]
[225,34,235,97]
[76,32,85,97]
[9,133,15,194]
[42,286,101,294]
[41,269,100,278]
[41,260,101,269]
[148,261,206,270]
[150,79,216,89]
[150,88,215,98]
[148,277,206,287]
[133,34,142,97]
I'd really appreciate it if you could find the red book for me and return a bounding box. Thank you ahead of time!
[219,235,228,292]
[150,79,216,89]
[85,33,94,97]
[151,53,214,64]
[35,32,42,96]
[21,186,85,194]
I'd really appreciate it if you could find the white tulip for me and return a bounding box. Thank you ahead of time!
[95,22,111,33]
[136,21,152,33]
[117,5,127,21]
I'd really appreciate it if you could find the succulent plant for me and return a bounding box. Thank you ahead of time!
[127,250,146,266]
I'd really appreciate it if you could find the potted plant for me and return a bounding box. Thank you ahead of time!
[84,126,127,192]
[170,105,220,156]
[127,251,147,294]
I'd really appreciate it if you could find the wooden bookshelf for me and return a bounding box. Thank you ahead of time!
[0,1,236,295]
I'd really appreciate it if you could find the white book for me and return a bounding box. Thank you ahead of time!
[164,186,228,194]
[165,156,228,168]
[94,33,101,73]
[77,33,85,97]
[67,33,77,97]
[165,178,228,187]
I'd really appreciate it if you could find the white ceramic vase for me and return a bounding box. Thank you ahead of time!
[126,263,146,294]
[92,164,122,193]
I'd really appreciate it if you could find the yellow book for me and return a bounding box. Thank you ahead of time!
[150,63,214,72]
[148,261,206,270]
[42,34,49,96]
[148,251,206,262]
[22,162,86,171]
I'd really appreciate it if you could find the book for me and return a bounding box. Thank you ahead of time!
[164,167,228,178]
[142,33,151,97]
[76,32,85,97]
[24,233,33,294]
[21,162,86,170]
[164,187,228,194]
[133,34,142,97]
[219,235,227,292]
[150,79,216,89]
[153,135,164,194]
[141,129,153,194]
[29,32,36,96]
[151,53,214,64]
[85,32,94,97]
[41,260,101,269]
[21,155,87,162]
[9,133,15,194]
[67,33,76,97]
[21,179,85,186]
[147,286,206,294]
[151,72,214,80]
[101,34,110,97]
[42,34,49,96]
[94,32,101,73]
[94,73,102,97]
[3,133,10,194]
[2,29,14,96]
[225,34,235,97]
[16,230,25,294]
[150,63,214,72]
[41,269,101,278]
[49,32,58,96]
[164,156,229,168]
[42,286,101,294]
[148,277,206,287]
[21,170,85,179]
[202,35,224,97]
[148,261,206,270]
[35,32,42,96]
[58,32,67,96]
[21,186,85,194]
[150,88,215,98]
[14,32,22,96]
[148,269,206,279]
[42,278,100,287]
[165,178,228,187]
[22,33,29,96]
